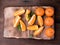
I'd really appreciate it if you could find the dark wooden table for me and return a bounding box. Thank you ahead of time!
[0,0,60,45]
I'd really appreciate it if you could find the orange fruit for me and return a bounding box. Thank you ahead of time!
[27,25,38,31]
[35,7,44,16]
[14,8,25,16]
[45,7,54,16]
[45,28,55,38]
[37,16,43,26]
[44,17,54,26]
[13,16,21,27]
[28,14,36,25]
[33,26,44,36]
[25,9,31,21]
[20,20,26,31]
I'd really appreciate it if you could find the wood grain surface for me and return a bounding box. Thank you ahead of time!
[0,0,60,45]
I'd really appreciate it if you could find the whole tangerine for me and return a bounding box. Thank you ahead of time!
[45,28,55,38]
[45,7,54,16]
[35,7,44,16]
[44,17,54,26]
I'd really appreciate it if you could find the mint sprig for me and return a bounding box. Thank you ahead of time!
[17,24,21,31]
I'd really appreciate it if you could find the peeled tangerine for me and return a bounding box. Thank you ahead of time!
[14,8,25,16]
[25,9,31,21]
[28,14,36,25]
[37,16,43,26]
[13,16,21,27]
[33,26,44,36]
[27,25,38,31]
[45,28,55,38]
[20,20,26,31]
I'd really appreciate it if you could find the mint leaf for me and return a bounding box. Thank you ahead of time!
[29,34,33,38]
[17,24,21,31]
[28,11,34,20]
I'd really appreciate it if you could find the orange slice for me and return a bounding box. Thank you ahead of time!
[20,20,26,31]
[27,25,38,31]
[14,8,25,16]
[28,14,36,25]
[37,16,43,26]
[33,26,44,36]
[25,9,31,21]
[13,16,21,27]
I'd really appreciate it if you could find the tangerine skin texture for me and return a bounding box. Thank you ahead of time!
[35,8,44,16]
[45,8,54,16]
[45,28,55,38]
[44,17,54,26]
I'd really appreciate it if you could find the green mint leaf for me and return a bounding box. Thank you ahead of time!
[28,11,34,20]
[29,34,33,38]
[17,24,21,31]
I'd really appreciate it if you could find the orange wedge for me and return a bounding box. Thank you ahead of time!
[27,25,38,31]
[37,16,43,26]
[20,20,26,31]
[14,8,25,16]
[28,14,36,25]
[25,9,31,21]
[13,16,21,27]
[33,26,44,36]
